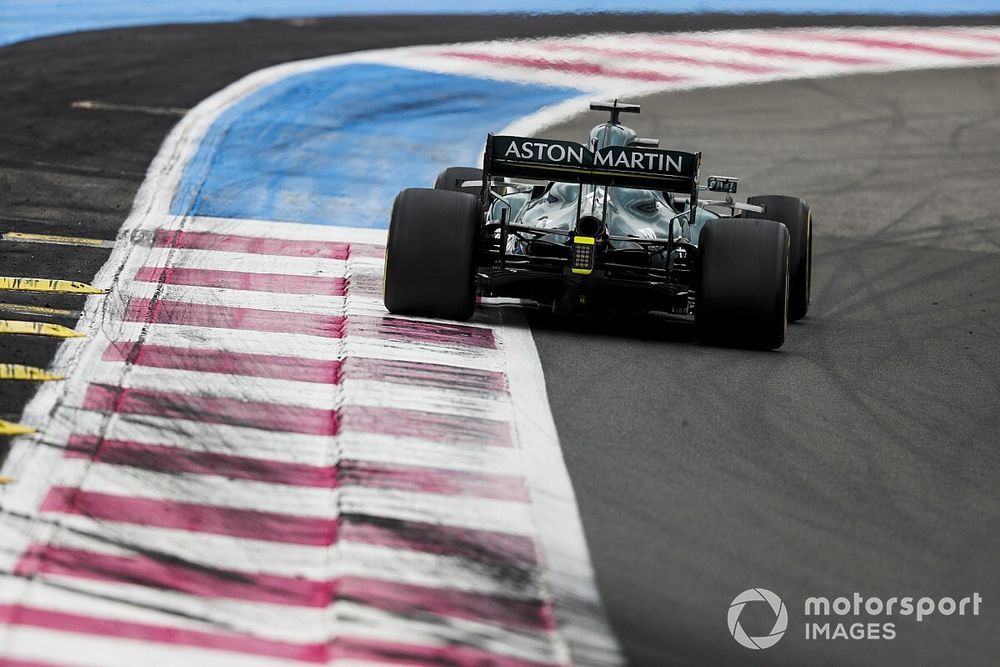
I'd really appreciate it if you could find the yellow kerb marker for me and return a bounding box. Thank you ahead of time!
[0,420,36,436]
[0,277,105,294]
[0,364,65,381]
[0,320,84,338]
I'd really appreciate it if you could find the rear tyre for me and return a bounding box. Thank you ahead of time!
[434,166,484,198]
[744,195,812,321]
[696,218,790,350]
[384,188,480,321]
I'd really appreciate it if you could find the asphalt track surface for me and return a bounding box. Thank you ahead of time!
[1,12,999,667]
[538,67,1000,665]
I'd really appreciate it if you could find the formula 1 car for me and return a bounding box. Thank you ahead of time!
[383,100,812,350]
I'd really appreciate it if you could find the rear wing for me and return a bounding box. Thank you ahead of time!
[484,134,701,193]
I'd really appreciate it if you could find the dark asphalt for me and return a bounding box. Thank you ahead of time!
[2,13,999,667]
[536,66,1000,666]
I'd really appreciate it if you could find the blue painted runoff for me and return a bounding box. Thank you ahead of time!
[3,0,999,49]
[170,63,577,228]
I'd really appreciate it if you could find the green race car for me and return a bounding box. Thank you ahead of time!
[383,100,811,350]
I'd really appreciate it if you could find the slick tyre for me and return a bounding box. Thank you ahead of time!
[384,188,480,321]
[433,166,484,198]
[744,195,812,321]
[697,218,790,350]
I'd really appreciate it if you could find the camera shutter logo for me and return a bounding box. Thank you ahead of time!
[728,588,788,650]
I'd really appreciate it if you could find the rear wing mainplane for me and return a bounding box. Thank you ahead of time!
[484,133,701,194]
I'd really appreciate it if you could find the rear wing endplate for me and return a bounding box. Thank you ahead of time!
[484,133,700,193]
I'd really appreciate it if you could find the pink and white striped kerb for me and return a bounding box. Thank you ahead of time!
[384,26,1000,99]
[0,215,617,667]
